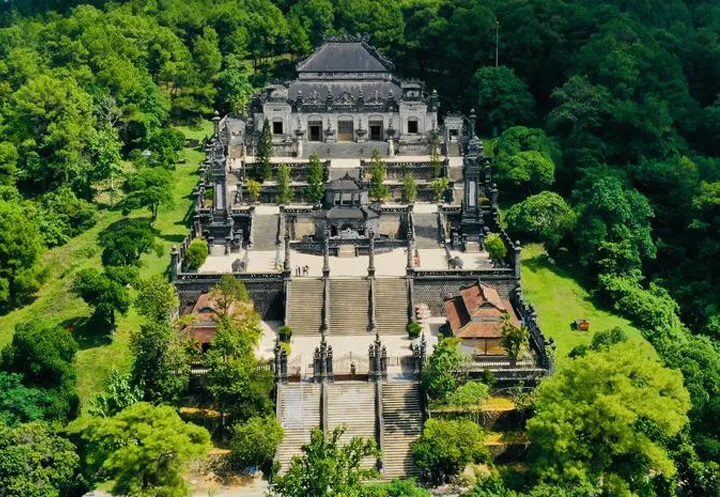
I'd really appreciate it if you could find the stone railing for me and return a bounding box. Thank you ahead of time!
[359,159,446,182]
[511,288,555,375]
[243,160,331,183]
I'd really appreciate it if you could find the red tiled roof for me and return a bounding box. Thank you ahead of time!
[444,282,521,339]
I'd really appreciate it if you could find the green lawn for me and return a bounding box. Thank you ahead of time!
[0,120,212,412]
[520,243,648,361]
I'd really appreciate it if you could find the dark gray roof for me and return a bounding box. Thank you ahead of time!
[297,42,393,73]
[327,174,363,190]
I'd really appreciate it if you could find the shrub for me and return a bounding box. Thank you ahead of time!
[407,321,422,339]
[484,233,507,264]
[277,325,293,342]
[430,177,449,202]
[411,418,488,485]
[403,173,417,203]
[245,179,262,203]
[230,415,283,472]
[185,238,209,270]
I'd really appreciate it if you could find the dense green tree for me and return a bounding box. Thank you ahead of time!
[0,320,79,421]
[527,342,691,494]
[472,66,535,134]
[270,426,380,497]
[304,151,325,204]
[0,422,81,497]
[362,479,430,497]
[505,192,576,247]
[501,322,528,360]
[130,320,189,403]
[204,315,273,422]
[0,198,44,309]
[218,54,255,113]
[72,268,131,329]
[230,414,283,472]
[421,336,464,403]
[35,187,97,247]
[573,173,656,275]
[185,238,209,270]
[0,372,50,426]
[209,273,250,317]
[444,381,490,410]
[121,167,175,221]
[495,150,555,194]
[484,233,507,265]
[411,418,488,486]
[98,219,161,267]
[134,275,179,322]
[83,402,211,497]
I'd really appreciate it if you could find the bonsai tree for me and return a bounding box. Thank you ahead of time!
[185,238,209,270]
[430,177,449,202]
[276,164,293,204]
[407,321,422,339]
[484,233,507,265]
[277,325,293,342]
[304,152,325,205]
[368,149,389,202]
[245,179,262,203]
[403,172,417,204]
[256,118,273,182]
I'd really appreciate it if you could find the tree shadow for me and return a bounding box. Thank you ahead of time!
[62,315,112,350]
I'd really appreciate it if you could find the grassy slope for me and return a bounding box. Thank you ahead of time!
[520,243,648,360]
[0,121,212,412]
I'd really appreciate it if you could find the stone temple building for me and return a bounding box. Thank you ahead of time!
[170,37,556,479]
[228,35,444,159]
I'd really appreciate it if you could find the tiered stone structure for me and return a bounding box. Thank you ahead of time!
[171,37,555,480]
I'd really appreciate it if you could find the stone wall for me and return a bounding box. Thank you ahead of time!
[175,274,286,320]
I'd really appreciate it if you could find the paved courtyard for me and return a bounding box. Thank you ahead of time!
[199,247,492,275]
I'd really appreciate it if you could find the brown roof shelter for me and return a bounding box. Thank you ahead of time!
[444,282,521,355]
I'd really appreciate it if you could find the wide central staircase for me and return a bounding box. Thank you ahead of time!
[275,383,321,473]
[382,382,423,479]
[413,213,440,249]
[329,279,370,335]
[287,279,324,336]
[327,382,377,469]
[252,213,279,251]
[375,278,409,336]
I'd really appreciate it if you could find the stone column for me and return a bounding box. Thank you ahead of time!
[322,233,330,277]
[283,233,291,277]
[491,184,499,212]
[514,241,522,281]
[368,234,376,277]
[170,246,179,281]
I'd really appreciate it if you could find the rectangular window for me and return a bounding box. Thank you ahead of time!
[309,121,322,141]
[273,121,284,135]
[407,119,418,134]
[338,120,354,142]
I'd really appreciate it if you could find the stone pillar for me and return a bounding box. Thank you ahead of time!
[322,233,330,277]
[326,345,334,382]
[514,241,522,281]
[491,183,499,212]
[406,240,415,274]
[368,343,376,381]
[224,237,231,255]
[170,246,179,281]
[280,347,288,383]
[368,234,376,277]
[212,110,221,137]
[208,236,215,252]
[283,233,291,277]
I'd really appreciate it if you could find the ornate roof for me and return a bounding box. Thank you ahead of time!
[444,281,520,339]
[297,38,394,73]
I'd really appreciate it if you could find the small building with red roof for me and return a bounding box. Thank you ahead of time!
[443,281,521,356]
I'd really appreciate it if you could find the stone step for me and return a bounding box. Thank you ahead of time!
[252,214,279,251]
[327,382,377,469]
[382,382,423,479]
[375,279,409,336]
[276,383,321,474]
[329,279,370,336]
[287,279,324,336]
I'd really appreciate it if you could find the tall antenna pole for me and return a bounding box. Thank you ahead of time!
[495,20,500,67]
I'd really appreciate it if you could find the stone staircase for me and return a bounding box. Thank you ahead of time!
[329,279,370,335]
[327,382,377,469]
[275,383,321,473]
[413,213,440,249]
[287,279,324,336]
[252,213,279,251]
[382,382,423,479]
[375,278,409,336]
